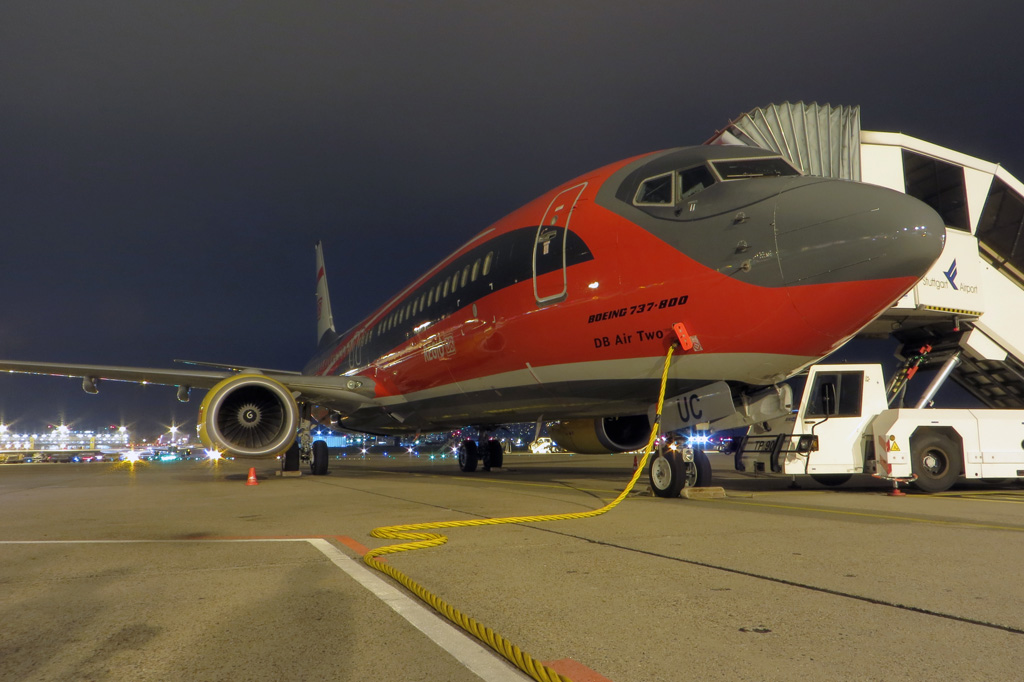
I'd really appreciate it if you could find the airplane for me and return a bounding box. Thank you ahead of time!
[0,144,946,497]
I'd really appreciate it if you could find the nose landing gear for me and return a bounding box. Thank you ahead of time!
[649,446,711,497]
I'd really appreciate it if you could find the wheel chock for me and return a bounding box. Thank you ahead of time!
[276,470,302,477]
[681,486,726,500]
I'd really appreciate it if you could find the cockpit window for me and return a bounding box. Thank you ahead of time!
[634,172,674,205]
[711,157,800,180]
[680,165,715,198]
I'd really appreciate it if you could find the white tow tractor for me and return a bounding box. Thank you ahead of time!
[734,362,1024,492]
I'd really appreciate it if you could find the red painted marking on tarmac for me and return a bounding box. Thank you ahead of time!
[543,658,614,682]
[176,532,380,561]
[333,535,371,556]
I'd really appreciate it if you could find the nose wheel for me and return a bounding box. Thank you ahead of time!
[650,447,711,497]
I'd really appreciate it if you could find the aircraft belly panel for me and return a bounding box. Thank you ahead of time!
[346,351,816,433]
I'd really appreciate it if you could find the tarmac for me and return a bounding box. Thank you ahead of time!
[2,451,1024,681]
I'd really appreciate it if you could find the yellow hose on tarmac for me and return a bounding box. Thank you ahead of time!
[363,344,677,682]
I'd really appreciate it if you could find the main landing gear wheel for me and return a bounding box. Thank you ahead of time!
[650,448,711,498]
[911,433,960,492]
[281,443,301,472]
[481,440,503,470]
[310,440,329,476]
[457,439,479,472]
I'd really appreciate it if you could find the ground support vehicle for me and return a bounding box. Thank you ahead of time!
[734,363,1024,492]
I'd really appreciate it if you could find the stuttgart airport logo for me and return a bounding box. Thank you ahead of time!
[943,259,959,290]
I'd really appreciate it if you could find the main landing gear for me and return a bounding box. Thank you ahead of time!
[279,439,330,475]
[457,436,504,472]
[280,405,330,476]
[649,446,711,497]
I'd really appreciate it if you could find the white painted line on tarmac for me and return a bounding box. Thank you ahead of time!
[0,538,310,544]
[1,537,528,680]
[307,538,529,682]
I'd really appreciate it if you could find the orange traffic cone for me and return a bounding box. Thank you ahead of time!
[246,467,258,486]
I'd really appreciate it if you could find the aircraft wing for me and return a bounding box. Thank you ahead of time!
[0,360,230,389]
[0,360,379,414]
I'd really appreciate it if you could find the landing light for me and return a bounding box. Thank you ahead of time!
[205,449,223,461]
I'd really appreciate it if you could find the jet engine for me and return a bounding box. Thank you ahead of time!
[198,374,299,458]
[547,415,651,454]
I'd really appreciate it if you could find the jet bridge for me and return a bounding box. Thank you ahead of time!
[710,102,1024,409]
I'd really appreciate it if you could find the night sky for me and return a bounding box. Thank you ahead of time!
[2,2,1022,438]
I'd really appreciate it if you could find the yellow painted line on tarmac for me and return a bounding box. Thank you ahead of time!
[932,490,1024,505]
[710,497,1024,532]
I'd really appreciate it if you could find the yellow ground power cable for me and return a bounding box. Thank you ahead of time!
[362,344,678,682]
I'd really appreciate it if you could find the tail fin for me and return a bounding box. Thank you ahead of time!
[315,241,338,349]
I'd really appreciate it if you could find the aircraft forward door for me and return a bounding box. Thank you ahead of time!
[533,182,587,306]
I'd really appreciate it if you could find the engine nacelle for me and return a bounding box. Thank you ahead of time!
[198,374,299,459]
[547,415,651,454]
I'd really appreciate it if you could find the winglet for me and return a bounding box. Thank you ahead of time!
[315,241,338,349]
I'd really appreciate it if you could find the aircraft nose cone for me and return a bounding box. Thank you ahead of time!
[775,179,946,342]
[774,179,946,286]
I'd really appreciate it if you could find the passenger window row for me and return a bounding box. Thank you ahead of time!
[376,251,495,335]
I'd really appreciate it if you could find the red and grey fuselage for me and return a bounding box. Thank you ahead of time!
[305,145,945,438]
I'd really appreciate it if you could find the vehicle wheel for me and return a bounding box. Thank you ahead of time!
[911,433,961,492]
[458,439,479,472]
[686,448,712,488]
[810,474,852,487]
[310,440,329,476]
[481,440,503,469]
[650,450,686,498]
[281,443,301,472]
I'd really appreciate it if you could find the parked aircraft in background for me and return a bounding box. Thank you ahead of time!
[0,144,945,496]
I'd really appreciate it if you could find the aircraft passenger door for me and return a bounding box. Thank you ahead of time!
[533,182,587,307]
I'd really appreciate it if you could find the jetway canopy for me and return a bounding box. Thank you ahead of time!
[710,103,1024,409]
[706,102,861,181]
